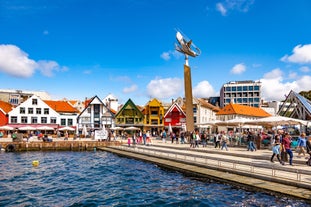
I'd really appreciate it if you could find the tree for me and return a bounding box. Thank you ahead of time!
[299,90,311,101]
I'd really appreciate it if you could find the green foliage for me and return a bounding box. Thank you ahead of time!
[299,90,311,101]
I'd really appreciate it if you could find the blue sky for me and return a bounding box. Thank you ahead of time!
[1,0,311,105]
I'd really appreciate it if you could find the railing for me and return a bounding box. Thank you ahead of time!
[115,145,311,185]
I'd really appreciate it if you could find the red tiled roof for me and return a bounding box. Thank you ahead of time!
[0,100,13,114]
[44,100,79,113]
[216,103,271,117]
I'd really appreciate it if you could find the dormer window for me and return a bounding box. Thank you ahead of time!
[32,99,38,105]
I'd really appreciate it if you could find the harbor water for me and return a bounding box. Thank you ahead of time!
[0,151,309,207]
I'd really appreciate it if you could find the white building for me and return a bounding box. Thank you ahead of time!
[77,95,115,135]
[8,95,79,129]
[102,93,119,112]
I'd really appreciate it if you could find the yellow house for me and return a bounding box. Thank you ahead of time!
[142,98,165,136]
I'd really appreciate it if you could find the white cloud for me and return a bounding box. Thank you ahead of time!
[281,44,311,64]
[260,68,311,101]
[300,66,310,73]
[123,84,138,94]
[160,50,182,61]
[193,81,216,98]
[37,60,68,77]
[231,63,246,74]
[0,44,66,78]
[0,44,37,77]
[216,3,227,16]
[147,77,183,99]
[216,0,254,16]
[160,52,171,61]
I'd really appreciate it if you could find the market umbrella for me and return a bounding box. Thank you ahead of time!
[124,126,140,131]
[244,116,307,127]
[58,126,75,131]
[111,126,124,130]
[18,126,36,131]
[0,125,14,130]
[37,126,54,130]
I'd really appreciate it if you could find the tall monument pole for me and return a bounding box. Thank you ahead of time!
[184,56,195,132]
[175,31,201,133]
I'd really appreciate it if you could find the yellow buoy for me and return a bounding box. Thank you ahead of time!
[32,160,40,167]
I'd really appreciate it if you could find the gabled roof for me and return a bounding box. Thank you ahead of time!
[216,103,271,117]
[78,95,114,117]
[164,102,186,117]
[115,99,144,117]
[0,100,13,114]
[196,98,220,112]
[44,100,79,113]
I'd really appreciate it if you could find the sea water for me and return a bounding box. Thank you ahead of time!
[0,151,309,207]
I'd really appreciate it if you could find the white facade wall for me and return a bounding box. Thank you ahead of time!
[8,95,77,127]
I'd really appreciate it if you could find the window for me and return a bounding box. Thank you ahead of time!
[41,117,47,124]
[237,86,242,91]
[10,116,17,123]
[254,86,260,91]
[50,117,57,124]
[36,108,41,114]
[68,119,73,126]
[249,86,253,90]
[232,86,237,91]
[44,108,49,114]
[20,107,25,114]
[87,107,91,113]
[61,118,66,126]
[32,99,38,105]
[31,117,38,124]
[21,116,28,123]
[28,108,33,114]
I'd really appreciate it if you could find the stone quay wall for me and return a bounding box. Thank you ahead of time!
[0,141,121,152]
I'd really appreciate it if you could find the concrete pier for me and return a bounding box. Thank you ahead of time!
[98,141,311,202]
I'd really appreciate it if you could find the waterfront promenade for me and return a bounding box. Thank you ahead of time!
[100,139,311,202]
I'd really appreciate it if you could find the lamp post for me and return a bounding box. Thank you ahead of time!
[175,31,201,132]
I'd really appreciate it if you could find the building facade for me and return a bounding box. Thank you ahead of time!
[142,98,165,136]
[77,95,115,135]
[220,80,261,108]
[8,95,79,129]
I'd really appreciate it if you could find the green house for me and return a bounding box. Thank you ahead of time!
[115,99,144,129]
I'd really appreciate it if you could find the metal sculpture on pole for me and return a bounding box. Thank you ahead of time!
[175,30,201,132]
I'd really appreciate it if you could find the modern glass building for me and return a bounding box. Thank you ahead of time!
[220,80,261,108]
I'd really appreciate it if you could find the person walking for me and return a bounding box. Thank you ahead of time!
[306,136,311,166]
[282,132,294,166]
[221,132,228,151]
[297,133,307,158]
[162,131,167,143]
[247,131,256,151]
[215,132,221,149]
[270,134,285,165]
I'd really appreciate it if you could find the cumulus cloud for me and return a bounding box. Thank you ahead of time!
[160,50,182,61]
[193,81,216,98]
[0,44,66,78]
[281,44,311,64]
[260,68,311,101]
[300,66,310,73]
[216,0,254,16]
[123,84,138,94]
[147,77,183,99]
[231,63,246,74]
[0,44,37,77]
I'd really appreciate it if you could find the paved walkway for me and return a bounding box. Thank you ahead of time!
[101,138,311,201]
